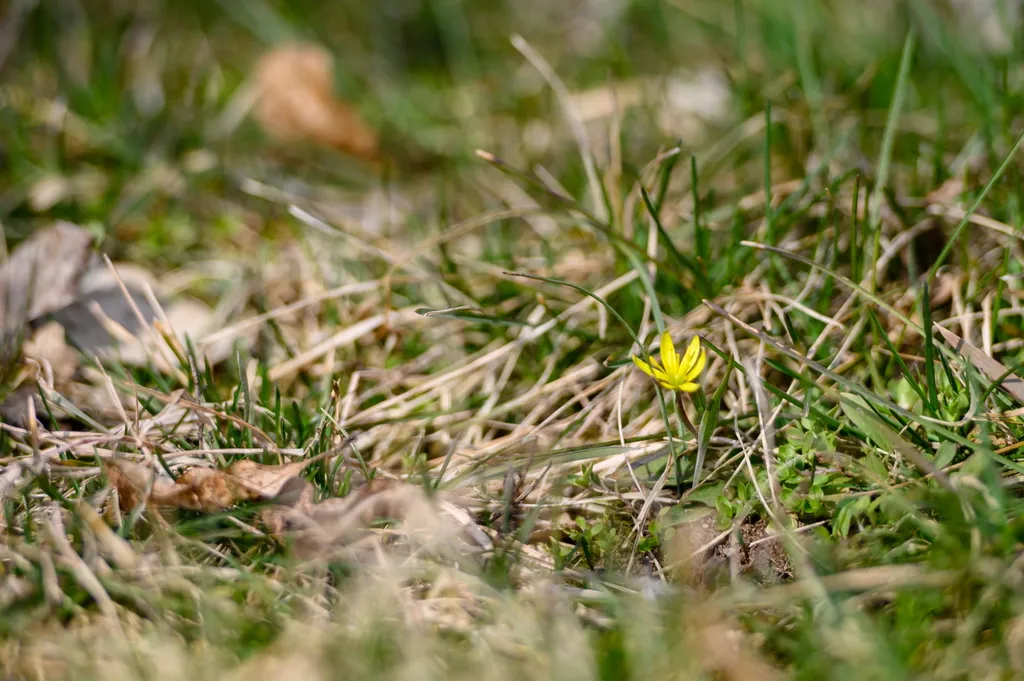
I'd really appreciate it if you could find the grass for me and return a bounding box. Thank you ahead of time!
[3,0,1024,678]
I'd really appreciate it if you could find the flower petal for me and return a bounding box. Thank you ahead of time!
[677,382,700,393]
[631,355,656,378]
[684,346,706,382]
[633,355,670,383]
[678,336,701,375]
[650,365,672,384]
[659,331,679,375]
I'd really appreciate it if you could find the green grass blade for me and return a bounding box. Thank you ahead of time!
[691,154,709,268]
[693,362,732,489]
[763,99,774,244]
[868,28,916,292]
[921,282,939,414]
[639,184,712,297]
[866,309,927,405]
[928,127,1024,280]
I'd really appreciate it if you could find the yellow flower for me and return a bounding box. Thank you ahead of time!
[632,331,705,393]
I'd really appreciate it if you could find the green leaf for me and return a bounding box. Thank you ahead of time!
[716,495,733,521]
[416,307,533,328]
[684,480,726,507]
[934,441,957,469]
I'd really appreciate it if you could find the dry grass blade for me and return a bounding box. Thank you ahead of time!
[704,299,957,489]
[268,307,418,382]
[933,323,1024,405]
[44,508,122,627]
[74,501,139,570]
[742,358,782,509]
[701,298,976,431]
[510,34,606,223]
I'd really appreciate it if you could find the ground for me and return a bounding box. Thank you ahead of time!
[2,1,1024,679]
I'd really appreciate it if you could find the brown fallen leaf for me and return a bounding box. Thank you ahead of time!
[261,477,453,560]
[252,42,379,160]
[105,455,329,514]
[0,222,95,331]
[0,223,254,426]
[165,466,237,512]
[103,458,178,514]
[224,458,324,501]
[22,321,79,385]
[105,454,474,562]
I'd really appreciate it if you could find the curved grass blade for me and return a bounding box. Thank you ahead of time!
[416,306,534,328]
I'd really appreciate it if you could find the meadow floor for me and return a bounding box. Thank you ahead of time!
[2,2,1024,679]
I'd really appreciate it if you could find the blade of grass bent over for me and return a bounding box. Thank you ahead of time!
[933,324,1024,405]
